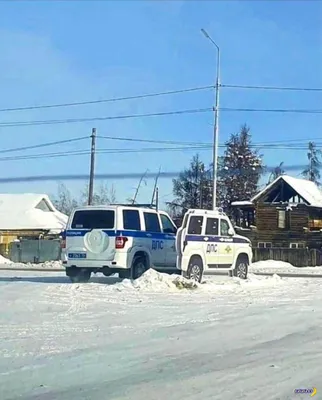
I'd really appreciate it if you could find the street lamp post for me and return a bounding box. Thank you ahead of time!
[201,28,220,210]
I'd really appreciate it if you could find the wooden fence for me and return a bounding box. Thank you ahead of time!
[252,248,322,267]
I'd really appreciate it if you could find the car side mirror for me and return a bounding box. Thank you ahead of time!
[228,228,234,236]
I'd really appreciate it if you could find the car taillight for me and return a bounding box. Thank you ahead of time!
[115,236,128,249]
[60,231,66,249]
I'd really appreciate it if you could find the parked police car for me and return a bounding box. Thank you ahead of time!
[176,208,252,283]
[61,204,178,283]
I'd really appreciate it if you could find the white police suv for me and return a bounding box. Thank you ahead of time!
[176,208,252,283]
[61,204,178,283]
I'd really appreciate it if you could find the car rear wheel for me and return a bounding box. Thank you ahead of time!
[67,268,91,283]
[131,256,147,280]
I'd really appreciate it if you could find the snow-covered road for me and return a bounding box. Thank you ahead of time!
[0,269,321,400]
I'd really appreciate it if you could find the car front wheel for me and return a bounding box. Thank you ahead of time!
[234,258,248,279]
[185,257,203,283]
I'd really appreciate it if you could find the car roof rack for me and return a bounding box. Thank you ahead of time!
[111,203,157,209]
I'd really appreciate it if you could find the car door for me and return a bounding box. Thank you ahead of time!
[143,211,166,268]
[217,218,234,268]
[159,213,177,268]
[67,208,116,262]
[204,216,219,269]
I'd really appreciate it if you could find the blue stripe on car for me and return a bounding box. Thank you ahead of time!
[185,235,249,244]
[66,230,175,240]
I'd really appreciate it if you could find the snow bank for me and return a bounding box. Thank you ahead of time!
[250,260,322,275]
[0,260,63,269]
[116,269,199,292]
[113,269,283,293]
[0,255,12,264]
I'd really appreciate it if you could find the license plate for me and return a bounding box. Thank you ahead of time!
[68,253,87,259]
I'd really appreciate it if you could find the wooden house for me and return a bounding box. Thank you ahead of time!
[231,175,322,249]
[0,193,68,256]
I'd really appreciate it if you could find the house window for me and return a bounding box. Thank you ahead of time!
[290,243,305,249]
[278,210,286,229]
[258,242,272,249]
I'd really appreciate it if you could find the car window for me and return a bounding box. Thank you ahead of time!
[205,218,219,235]
[71,210,115,229]
[160,214,176,234]
[187,216,203,235]
[220,219,230,236]
[144,212,161,232]
[123,210,141,230]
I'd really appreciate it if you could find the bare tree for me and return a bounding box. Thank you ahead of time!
[53,183,78,215]
[80,182,117,205]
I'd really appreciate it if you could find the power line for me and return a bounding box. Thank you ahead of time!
[221,107,322,114]
[1,106,322,129]
[0,143,317,163]
[0,85,214,113]
[0,132,320,159]
[0,136,88,155]
[0,107,212,128]
[97,134,322,148]
[0,145,213,162]
[2,82,321,115]
[221,84,322,92]
[98,135,211,146]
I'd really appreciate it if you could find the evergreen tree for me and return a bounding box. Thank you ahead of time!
[268,162,285,184]
[301,142,321,184]
[219,125,263,213]
[171,154,212,217]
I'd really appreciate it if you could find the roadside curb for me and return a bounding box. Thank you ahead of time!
[1,267,322,279]
[0,267,64,272]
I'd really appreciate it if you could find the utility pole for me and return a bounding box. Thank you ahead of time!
[151,166,161,207]
[201,29,220,210]
[88,128,96,205]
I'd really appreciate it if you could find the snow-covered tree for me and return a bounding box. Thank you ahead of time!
[171,154,212,217]
[302,142,321,184]
[219,125,263,212]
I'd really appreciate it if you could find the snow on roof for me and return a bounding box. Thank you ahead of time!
[0,193,68,231]
[251,175,322,207]
[231,201,254,207]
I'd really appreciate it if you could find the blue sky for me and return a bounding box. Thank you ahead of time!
[0,0,321,207]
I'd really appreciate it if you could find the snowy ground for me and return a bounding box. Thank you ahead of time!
[0,269,321,400]
[250,260,322,275]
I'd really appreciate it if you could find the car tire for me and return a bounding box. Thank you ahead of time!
[131,256,147,280]
[67,268,91,283]
[233,257,248,279]
[185,257,203,283]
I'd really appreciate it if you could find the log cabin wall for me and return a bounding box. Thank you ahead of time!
[254,203,310,247]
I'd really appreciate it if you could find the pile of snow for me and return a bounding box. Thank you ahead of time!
[0,255,12,264]
[116,269,199,292]
[250,260,322,275]
[114,269,284,293]
[32,260,63,269]
[0,259,63,269]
